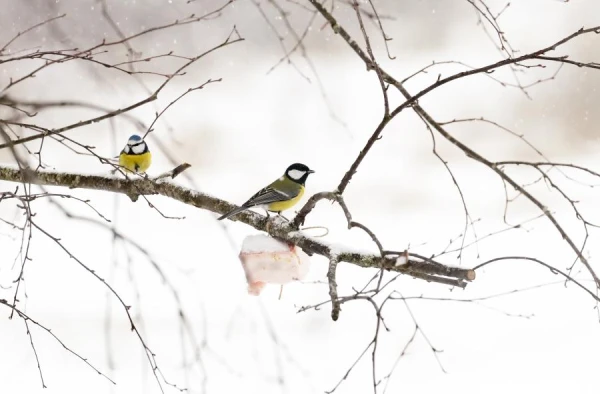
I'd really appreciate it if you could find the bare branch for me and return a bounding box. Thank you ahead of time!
[308,0,600,290]
[0,32,243,150]
[474,256,600,303]
[0,299,115,385]
[327,256,341,321]
[0,14,66,54]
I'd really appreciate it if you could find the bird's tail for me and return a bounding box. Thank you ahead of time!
[218,206,248,221]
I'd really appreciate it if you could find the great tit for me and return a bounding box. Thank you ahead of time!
[119,134,152,173]
[218,163,315,220]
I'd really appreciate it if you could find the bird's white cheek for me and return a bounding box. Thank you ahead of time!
[287,169,305,180]
[131,144,146,154]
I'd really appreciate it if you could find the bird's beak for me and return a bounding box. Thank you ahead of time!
[308,170,315,174]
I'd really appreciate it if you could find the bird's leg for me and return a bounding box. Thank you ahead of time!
[276,212,290,222]
[264,209,271,219]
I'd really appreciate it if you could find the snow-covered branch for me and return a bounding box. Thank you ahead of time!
[0,165,476,287]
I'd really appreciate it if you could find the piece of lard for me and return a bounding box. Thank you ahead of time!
[239,235,311,295]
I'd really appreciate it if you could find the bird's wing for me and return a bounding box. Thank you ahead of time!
[243,184,298,207]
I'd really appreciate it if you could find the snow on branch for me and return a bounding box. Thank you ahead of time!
[0,165,476,288]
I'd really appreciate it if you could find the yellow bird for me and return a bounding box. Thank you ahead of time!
[218,163,315,220]
[119,134,152,174]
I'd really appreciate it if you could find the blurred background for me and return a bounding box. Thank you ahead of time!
[1,0,600,393]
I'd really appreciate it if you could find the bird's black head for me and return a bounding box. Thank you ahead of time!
[285,163,315,185]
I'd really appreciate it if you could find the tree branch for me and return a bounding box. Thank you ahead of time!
[308,0,600,289]
[0,30,243,150]
[0,166,475,287]
[327,256,341,321]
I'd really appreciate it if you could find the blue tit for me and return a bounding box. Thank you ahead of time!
[119,134,152,173]
[218,163,315,220]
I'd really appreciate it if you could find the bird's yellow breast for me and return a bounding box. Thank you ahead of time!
[119,151,152,173]
[267,186,305,213]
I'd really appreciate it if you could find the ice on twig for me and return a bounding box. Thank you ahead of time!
[239,234,311,296]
